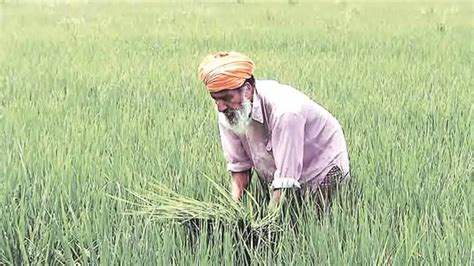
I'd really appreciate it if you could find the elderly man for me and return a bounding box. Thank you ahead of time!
[198,51,350,210]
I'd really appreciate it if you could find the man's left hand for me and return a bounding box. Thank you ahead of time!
[272,189,282,206]
[268,189,285,213]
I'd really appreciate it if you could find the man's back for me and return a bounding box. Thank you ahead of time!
[218,79,350,189]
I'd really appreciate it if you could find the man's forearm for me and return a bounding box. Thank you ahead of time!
[231,169,251,201]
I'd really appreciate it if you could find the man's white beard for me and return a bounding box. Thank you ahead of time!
[219,95,252,135]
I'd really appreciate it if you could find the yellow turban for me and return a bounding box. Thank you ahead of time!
[198,51,255,92]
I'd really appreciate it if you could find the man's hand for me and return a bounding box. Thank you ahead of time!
[268,189,284,214]
[269,178,300,211]
[231,170,251,202]
[231,179,244,201]
[272,189,282,206]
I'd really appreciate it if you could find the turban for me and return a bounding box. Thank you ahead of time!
[198,51,255,92]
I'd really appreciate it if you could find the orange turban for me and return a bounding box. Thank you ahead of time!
[198,51,255,92]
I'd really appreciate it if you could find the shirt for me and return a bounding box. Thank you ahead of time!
[218,79,350,189]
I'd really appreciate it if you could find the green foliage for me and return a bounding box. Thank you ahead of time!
[0,2,472,265]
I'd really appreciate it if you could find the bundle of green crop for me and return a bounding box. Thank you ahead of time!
[116,177,282,234]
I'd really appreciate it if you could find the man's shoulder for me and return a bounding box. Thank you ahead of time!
[254,79,280,93]
[256,79,310,114]
[255,79,290,92]
[255,79,308,99]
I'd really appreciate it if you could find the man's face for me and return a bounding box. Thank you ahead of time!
[210,83,250,122]
[210,83,253,134]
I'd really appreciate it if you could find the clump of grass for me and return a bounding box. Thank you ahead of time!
[111,175,282,233]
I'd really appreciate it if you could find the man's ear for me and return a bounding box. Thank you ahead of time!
[244,82,254,100]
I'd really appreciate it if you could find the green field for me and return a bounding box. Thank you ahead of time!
[1,1,473,265]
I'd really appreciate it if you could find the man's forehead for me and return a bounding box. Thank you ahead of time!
[210,89,238,98]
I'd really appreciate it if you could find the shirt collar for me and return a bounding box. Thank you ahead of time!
[251,82,264,124]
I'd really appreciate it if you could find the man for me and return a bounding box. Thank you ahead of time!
[198,51,350,210]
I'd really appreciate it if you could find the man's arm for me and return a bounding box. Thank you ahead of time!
[270,112,306,206]
[231,169,251,201]
[218,121,253,201]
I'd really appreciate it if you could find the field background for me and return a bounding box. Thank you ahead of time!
[1,0,472,265]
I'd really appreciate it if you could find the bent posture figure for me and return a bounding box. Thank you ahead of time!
[198,51,350,212]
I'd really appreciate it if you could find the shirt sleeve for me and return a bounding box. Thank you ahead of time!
[218,122,253,173]
[270,112,306,182]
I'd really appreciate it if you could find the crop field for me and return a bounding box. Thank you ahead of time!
[0,1,472,265]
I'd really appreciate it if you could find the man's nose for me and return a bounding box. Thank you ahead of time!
[216,101,227,113]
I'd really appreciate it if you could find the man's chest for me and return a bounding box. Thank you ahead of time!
[240,122,276,183]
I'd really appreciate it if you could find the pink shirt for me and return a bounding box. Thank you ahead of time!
[218,80,350,189]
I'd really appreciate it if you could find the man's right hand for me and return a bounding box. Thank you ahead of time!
[231,170,251,201]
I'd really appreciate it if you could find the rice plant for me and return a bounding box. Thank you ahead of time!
[0,1,472,265]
